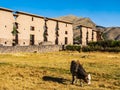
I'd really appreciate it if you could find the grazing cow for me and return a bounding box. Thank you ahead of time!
[70,60,91,86]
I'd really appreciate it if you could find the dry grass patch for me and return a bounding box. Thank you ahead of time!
[0,51,119,90]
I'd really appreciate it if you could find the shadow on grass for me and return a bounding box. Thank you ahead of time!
[0,62,12,66]
[42,76,69,84]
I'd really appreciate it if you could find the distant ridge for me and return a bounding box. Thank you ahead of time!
[103,27,120,40]
[57,15,96,39]
[57,15,96,29]
[57,15,120,40]
[56,15,78,23]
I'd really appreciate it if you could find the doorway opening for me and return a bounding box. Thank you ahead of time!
[30,34,35,45]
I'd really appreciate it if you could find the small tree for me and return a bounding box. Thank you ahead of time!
[11,26,19,36]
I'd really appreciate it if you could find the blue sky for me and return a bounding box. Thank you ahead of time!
[0,0,120,27]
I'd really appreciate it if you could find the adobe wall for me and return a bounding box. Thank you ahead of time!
[81,27,87,46]
[93,31,97,41]
[16,13,45,46]
[81,27,97,46]
[0,7,73,46]
[58,22,73,45]
[0,9,14,46]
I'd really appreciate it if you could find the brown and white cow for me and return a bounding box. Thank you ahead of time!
[70,60,91,86]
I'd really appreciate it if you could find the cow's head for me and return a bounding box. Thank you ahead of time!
[84,74,91,84]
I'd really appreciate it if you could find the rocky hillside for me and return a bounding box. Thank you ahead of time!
[57,15,96,29]
[57,15,96,39]
[57,15,120,40]
[97,26,120,40]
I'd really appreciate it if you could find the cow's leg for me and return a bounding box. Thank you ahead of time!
[72,75,75,84]
[80,79,83,87]
[74,77,78,84]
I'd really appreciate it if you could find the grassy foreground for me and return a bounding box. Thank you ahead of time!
[0,51,119,90]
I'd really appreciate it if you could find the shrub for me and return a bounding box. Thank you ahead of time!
[84,40,120,52]
[82,46,91,52]
[66,45,81,52]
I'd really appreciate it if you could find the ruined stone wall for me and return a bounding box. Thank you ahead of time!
[0,7,73,46]
[0,45,62,53]
[0,9,14,46]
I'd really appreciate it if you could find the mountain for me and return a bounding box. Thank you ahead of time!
[57,15,96,39]
[57,15,120,41]
[56,15,78,23]
[99,27,120,40]
[57,15,96,29]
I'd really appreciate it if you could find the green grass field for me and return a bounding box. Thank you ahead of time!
[0,51,120,90]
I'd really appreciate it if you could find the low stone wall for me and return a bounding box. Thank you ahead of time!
[0,45,62,53]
